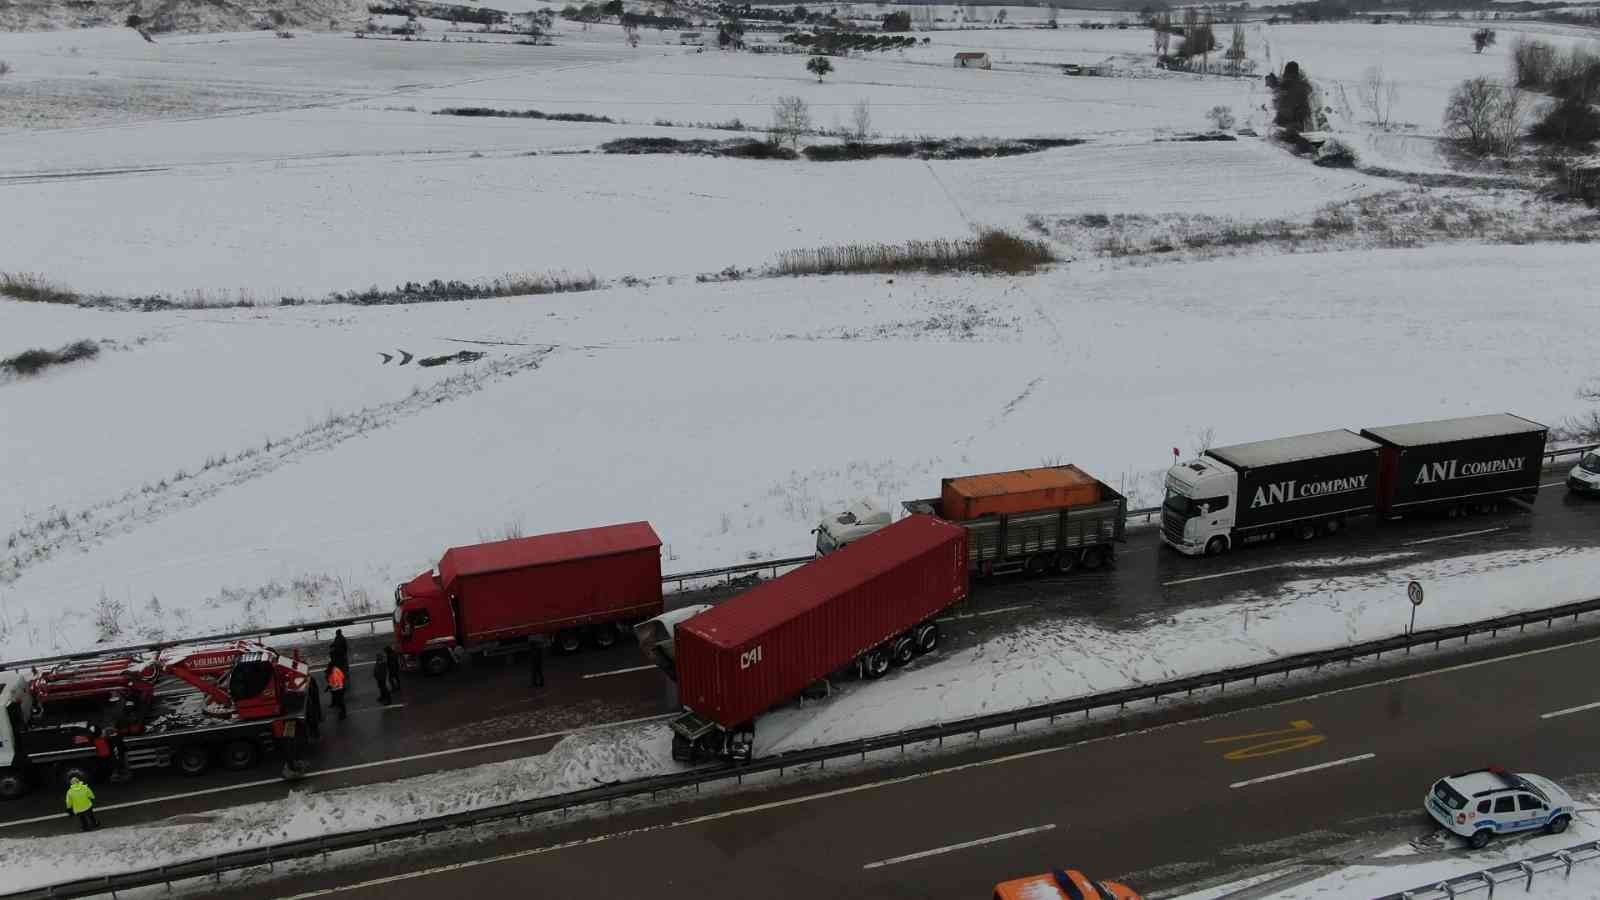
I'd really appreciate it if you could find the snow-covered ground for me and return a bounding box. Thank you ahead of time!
[0,719,676,893]
[4,242,1599,658]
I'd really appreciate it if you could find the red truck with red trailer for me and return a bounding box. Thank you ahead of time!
[667,514,969,763]
[394,522,664,676]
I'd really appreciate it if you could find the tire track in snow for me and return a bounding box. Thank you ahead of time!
[0,347,554,586]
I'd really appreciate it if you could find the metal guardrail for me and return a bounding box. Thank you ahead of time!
[1385,839,1600,899]
[15,592,1600,900]
[0,557,816,673]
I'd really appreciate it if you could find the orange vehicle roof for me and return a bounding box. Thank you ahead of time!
[946,465,1096,499]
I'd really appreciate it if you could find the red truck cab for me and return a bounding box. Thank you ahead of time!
[394,570,451,673]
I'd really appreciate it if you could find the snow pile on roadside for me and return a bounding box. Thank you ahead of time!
[0,722,676,894]
[1174,793,1600,899]
[757,545,1600,753]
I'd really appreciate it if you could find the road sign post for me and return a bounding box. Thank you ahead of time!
[1406,581,1425,640]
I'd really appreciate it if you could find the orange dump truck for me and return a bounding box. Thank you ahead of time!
[817,464,1127,578]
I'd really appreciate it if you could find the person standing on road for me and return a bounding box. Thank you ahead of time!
[384,645,401,694]
[328,663,348,720]
[373,654,392,706]
[65,777,99,831]
[330,629,349,673]
[528,639,544,689]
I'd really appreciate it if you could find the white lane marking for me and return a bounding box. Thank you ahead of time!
[0,712,676,830]
[1402,527,1507,547]
[1163,564,1287,587]
[275,631,1600,898]
[938,604,1031,623]
[1229,753,1376,789]
[349,703,407,713]
[1542,481,1568,489]
[861,824,1057,870]
[582,665,656,680]
[1541,700,1600,720]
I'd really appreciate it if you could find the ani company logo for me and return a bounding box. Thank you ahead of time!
[1250,475,1369,509]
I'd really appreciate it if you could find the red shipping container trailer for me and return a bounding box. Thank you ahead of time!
[394,522,663,675]
[671,514,968,761]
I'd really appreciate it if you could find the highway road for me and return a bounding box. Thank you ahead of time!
[221,624,1600,900]
[3,476,1595,837]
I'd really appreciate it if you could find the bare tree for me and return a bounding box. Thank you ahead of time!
[850,99,872,140]
[625,23,640,47]
[1358,64,1399,128]
[1152,13,1170,59]
[1444,76,1520,154]
[770,95,811,150]
[0,60,10,77]
[1225,23,1246,74]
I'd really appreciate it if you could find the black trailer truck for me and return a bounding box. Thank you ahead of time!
[1360,413,1547,518]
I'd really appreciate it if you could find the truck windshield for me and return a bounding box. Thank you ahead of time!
[1582,452,1600,473]
[1164,488,1197,518]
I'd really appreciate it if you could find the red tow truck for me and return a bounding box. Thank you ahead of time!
[0,640,316,800]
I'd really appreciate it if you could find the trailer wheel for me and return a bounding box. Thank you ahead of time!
[1024,553,1051,577]
[1080,547,1106,570]
[176,746,211,777]
[421,650,454,676]
[590,625,618,650]
[1204,537,1228,557]
[555,630,583,654]
[891,636,917,667]
[222,740,260,772]
[1323,517,1343,537]
[915,622,941,654]
[863,649,891,679]
[1055,550,1079,574]
[1295,523,1317,542]
[0,771,29,800]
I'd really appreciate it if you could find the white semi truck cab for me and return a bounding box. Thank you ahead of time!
[1161,456,1239,557]
[813,498,891,555]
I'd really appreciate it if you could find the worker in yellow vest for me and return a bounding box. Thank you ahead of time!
[65,776,99,831]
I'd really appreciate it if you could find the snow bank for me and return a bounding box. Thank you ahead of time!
[757,545,1600,753]
[0,721,676,894]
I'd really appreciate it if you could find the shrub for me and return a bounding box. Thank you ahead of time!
[1,340,99,376]
[806,55,833,82]
[435,107,615,123]
[1512,36,1558,89]
[1531,92,1600,146]
[0,272,81,304]
[772,228,1055,276]
[0,60,10,77]
[1313,137,1359,167]
[1205,105,1235,131]
[1273,61,1316,135]
[1443,77,1524,155]
[1472,28,1496,54]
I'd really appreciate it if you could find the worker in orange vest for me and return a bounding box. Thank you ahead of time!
[327,663,348,721]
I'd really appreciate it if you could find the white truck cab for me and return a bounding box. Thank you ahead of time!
[814,498,891,555]
[1162,457,1238,557]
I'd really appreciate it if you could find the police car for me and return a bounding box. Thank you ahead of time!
[1425,767,1575,849]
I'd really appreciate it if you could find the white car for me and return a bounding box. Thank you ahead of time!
[1425,767,1575,849]
[1570,451,1600,497]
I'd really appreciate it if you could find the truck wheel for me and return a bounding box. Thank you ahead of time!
[0,770,29,800]
[863,649,891,679]
[176,746,211,776]
[1323,517,1343,536]
[421,650,454,676]
[556,630,583,654]
[915,622,941,654]
[671,733,692,763]
[1024,553,1051,576]
[1295,523,1317,541]
[590,626,618,650]
[1469,828,1494,850]
[1080,547,1106,570]
[1204,537,1228,557]
[891,636,917,667]
[222,740,260,772]
[1055,550,1079,574]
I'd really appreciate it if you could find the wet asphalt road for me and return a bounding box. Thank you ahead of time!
[2,477,1594,836]
[216,609,1600,900]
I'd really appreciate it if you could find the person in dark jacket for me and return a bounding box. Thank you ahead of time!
[384,645,401,694]
[528,640,544,688]
[373,655,392,706]
[330,630,349,673]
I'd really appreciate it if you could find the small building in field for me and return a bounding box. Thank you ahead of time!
[679,31,703,45]
[953,51,991,69]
